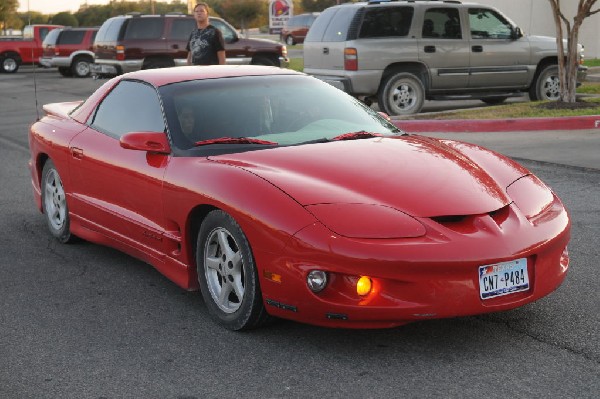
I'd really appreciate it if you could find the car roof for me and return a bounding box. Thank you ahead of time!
[119,65,303,87]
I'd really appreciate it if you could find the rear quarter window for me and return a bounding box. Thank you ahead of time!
[305,7,339,42]
[95,18,124,43]
[359,6,414,38]
[322,7,358,42]
[124,18,164,40]
[57,30,86,45]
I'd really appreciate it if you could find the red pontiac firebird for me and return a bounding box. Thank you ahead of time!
[28,66,570,330]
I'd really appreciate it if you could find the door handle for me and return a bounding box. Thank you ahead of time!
[472,45,483,52]
[70,147,83,160]
[323,47,329,54]
[424,45,436,53]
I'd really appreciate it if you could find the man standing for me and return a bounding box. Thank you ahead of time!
[187,3,226,65]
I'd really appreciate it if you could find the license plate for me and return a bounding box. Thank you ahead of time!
[479,258,529,299]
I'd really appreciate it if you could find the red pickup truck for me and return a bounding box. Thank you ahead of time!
[0,24,62,73]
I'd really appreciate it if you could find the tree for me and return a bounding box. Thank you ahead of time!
[221,0,263,31]
[548,0,600,102]
[51,11,79,27]
[301,0,337,12]
[0,0,19,31]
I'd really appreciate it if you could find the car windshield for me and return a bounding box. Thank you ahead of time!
[160,74,402,151]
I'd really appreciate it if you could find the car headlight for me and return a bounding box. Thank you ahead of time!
[305,203,426,239]
[506,174,554,219]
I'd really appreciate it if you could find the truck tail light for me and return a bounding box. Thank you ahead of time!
[344,48,357,71]
[116,45,125,61]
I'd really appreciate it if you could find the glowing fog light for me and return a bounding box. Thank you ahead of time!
[307,270,328,293]
[356,276,372,296]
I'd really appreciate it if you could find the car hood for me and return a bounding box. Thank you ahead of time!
[208,136,516,217]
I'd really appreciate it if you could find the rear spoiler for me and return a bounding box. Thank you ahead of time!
[42,101,83,119]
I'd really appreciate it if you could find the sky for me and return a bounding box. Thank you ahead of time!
[18,1,111,14]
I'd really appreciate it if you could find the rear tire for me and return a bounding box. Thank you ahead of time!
[71,56,93,78]
[530,65,560,101]
[196,210,269,331]
[1,53,20,73]
[285,35,295,46]
[378,72,425,115]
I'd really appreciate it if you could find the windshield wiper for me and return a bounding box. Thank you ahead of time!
[330,131,383,141]
[193,137,278,147]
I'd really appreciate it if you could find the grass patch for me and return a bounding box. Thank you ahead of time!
[287,58,303,72]
[577,81,600,94]
[407,97,600,120]
[584,58,600,67]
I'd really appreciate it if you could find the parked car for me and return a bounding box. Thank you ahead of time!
[91,13,288,77]
[280,12,319,45]
[303,0,588,115]
[29,65,570,330]
[0,24,62,73]
[40,27,98,78]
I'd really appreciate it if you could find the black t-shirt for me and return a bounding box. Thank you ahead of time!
[186,25,225,65]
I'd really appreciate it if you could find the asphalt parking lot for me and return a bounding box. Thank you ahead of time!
[1,68,599,398]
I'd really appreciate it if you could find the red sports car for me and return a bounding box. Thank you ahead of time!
[28,66,570,330]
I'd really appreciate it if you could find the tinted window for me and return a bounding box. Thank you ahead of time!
[96,18,124,43]
[210,19,237,43]
[469,8,513,39]
[124,18,164,40]
[171,18,196,41]
[39,28,51,42]
[305,7,338,42]
[322,7,358,42]
[359,6,413,38]
[422,8,461,39]
[160,75,400,150]
[91,80,165,138]
[57,30,86,45]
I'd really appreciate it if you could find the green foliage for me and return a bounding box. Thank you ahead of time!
[220,0,264,29]
[0,0,19,29]
[301,0,338,12]
[51,12,78,27]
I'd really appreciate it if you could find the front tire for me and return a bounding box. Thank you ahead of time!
[285,35,295,46]
[41,160,75,243]
[378,72,425,115]
[196,210,269,331]
[251,56,277,67]
[530,65,560,101]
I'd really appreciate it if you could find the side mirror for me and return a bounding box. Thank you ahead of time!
[120,131,171,154]
[511,27,523,40]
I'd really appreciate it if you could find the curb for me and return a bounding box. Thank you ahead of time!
[392,115,600,133]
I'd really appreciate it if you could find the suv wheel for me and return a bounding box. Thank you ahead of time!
[530,65,560,101]
[71,56,93,78]
[378,72,425,115]
[285,35,295,46]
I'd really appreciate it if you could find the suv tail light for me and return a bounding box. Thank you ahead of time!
[344,48,357,71]
[116,45,125,61]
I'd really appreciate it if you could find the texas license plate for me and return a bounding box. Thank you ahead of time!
[479,258,529,299]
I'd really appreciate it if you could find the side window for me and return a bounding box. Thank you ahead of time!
[57,30,85,45]
[422,8,461,39]
[469,8,513,39]
[359,6,414,38]
[96,18,123,43]
[39,28,50,42]
[124,18,164,40]
[171,18,196,41]
[210,19,237,43]
[91,81,165,138]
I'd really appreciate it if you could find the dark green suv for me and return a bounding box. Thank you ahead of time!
[304,0,587,115]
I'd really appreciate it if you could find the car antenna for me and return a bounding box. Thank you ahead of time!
[27,1,41,121]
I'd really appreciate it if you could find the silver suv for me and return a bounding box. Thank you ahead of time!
[304,0,587,115]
